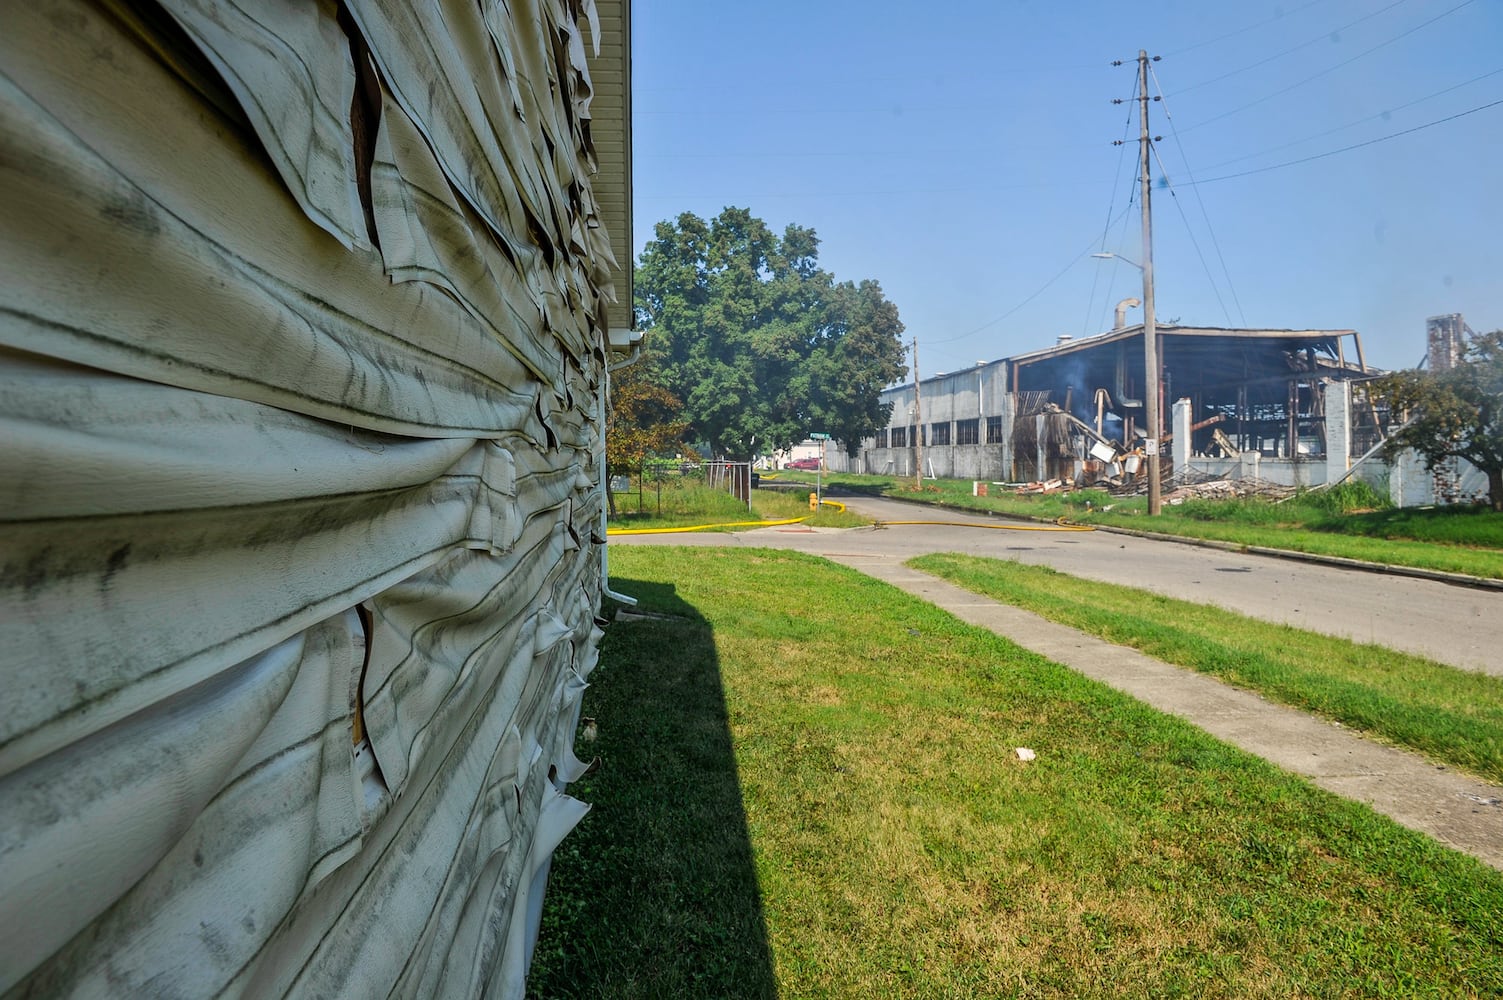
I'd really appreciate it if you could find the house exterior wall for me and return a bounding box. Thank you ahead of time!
[0,2,626,996]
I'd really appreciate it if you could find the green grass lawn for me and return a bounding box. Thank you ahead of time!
[607,476,868,532]
[778,471,1503,579]
[528,547,1503,999]
[910,552,1503,785]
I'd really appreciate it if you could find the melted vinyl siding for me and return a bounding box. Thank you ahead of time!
[0,0,622,996]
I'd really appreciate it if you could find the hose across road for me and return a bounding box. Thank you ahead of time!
[606,501,1095,536]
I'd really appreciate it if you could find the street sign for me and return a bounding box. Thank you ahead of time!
[810,432,831,440]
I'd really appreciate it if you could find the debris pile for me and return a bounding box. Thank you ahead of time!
[1159,475,1298,503]
[1007,472,1298,503]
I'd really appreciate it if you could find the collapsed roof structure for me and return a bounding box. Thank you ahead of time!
[1008,324,1373,461]
[858,323,1385,488]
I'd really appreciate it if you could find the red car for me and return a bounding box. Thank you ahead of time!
[786,457,822,470]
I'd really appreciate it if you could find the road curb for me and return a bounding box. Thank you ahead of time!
[1088,524,1503,592]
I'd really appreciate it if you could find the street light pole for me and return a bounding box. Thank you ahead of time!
[912,338,924,488]
[1137,49,1162,516]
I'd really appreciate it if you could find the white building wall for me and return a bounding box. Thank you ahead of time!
[866,361,1011,480]
[1172,397,1193,479]
[1325,381,1352,483]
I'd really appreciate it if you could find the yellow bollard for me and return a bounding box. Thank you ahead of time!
[809,492,818,511]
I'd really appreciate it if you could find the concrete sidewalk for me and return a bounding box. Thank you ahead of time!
[818,549,1503,871]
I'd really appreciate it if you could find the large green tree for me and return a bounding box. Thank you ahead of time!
[634,207,907,459]
[1377,329,1503,509]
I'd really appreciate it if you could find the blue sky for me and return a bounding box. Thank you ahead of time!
[629,0,1501,375]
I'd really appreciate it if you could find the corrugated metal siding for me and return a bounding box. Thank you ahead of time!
[0,0,624,996]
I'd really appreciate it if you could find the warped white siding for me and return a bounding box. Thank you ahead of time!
[1,1,624,995]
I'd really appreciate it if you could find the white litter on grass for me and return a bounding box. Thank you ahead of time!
[1015,747,1036,762]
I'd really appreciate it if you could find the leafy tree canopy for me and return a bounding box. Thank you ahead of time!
[606,362,688,477]
[1377,329,1503,509]
[634,207,908,459]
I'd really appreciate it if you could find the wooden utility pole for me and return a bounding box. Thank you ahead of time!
[1138,49,1162,516]
[912,338,924,487]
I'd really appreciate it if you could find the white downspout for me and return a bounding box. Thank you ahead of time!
[599,331,642,607]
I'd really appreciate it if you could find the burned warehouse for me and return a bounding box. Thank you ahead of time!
[855,323,1386,491]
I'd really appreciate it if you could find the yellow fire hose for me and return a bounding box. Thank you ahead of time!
[607,516,810,536]
[872,516,1092,532]
[606,500,1092,536]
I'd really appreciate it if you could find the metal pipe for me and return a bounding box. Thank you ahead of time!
[1114,296,1141,332]
[608,342,641,373]
[1094,388,1112,438]
[598,346,638,607]
[1114,341,1143,409]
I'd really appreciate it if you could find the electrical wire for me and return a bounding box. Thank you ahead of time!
[1090,181,1140,337]
[1149,63,1247,326]
[1198,64,1503,173]
[924,202,1135,346]
[1161,0,1335,57]
[1180,95,1503,185]
[1169,0,1412,96]
[1082,78,1141,338]
[1150,143,1233,327]
[1179,0,1478,135]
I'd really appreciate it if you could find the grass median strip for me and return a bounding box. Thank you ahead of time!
[910,551,1503,785]
[529,546,1503,999]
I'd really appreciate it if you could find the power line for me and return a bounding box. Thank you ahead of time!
[1179,0,1478,135]
[1151,142,1233,326]
[1199,64,1503,172]
[926,203,1134,346]
[1170,0,1412,96]
[1149,63,1247,326]
[1182,95,1503,185]
[1092,188,1140,337]
[1082,79,1141,337]
[1161,0,1336,57]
